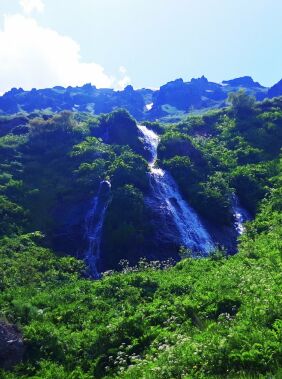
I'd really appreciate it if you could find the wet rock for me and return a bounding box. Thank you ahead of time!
[0,321,25,370]
[51,199,90,257]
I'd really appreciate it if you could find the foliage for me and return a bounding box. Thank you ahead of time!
[228,89,256,118]
[98,109,144,154]
[0,196,26,237]
[0,110,149,257]
[157,96,282,222]
[0,188,281,378]
[102,184,148,268]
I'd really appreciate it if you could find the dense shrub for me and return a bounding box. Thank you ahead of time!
[0,189,281,378]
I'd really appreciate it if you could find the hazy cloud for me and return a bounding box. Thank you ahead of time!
[0,12,130,93]
[117,66,131,89]
[19,0,45,14]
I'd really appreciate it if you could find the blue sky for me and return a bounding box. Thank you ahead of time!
[0,0,282,92]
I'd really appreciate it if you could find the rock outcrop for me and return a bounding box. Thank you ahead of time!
[0,321,25,370]
[268,79,282,98]
[222,76,265,89]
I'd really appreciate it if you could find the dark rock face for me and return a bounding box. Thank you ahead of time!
[51,185,113,260]
[222,76,268,101]
[151,76,226,112]
[0,321,25,370]
[99,191,181,271]
[51,199,90,257]
[268,79,282,98]
[148,76,228,120]
[142,191,183,259]
[98,180,111,198]
[154,79,193,110]
[84,180,112,277]
[222,76,264,89]
[206,221,238,254]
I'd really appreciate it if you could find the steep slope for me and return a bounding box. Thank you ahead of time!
[0,94,281,273]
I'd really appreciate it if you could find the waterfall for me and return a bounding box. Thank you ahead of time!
[231,194,250,235]
[84,180,111,278]
[137,124,214,255]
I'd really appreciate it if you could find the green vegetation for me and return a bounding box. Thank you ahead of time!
[0,109,149,259]
[0,184,281,378]
[0,94,281,378]
[157,94,281,223]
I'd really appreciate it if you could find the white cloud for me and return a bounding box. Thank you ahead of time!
[0,13,130,93]
[119,66,127,75]
[117,66,131,90]
[20,0,45,14]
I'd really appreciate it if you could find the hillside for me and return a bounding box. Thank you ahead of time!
[0,91,281,378]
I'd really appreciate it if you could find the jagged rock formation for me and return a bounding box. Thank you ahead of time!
[0,76,280,121]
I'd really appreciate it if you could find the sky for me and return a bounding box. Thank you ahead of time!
[0,0,282,93]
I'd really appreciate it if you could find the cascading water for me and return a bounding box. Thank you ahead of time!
[84,180,111,278]
[231,194,250,235]
[137,124,214,255]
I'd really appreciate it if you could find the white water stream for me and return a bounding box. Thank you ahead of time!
[84,180,111,278]
[231,194,250,235]
[137,124,214,254]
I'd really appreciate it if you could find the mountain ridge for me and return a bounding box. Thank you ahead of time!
[1,75,281,121]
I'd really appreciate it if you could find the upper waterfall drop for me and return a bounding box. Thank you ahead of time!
[137,124,214,255]
[137,124,159,165]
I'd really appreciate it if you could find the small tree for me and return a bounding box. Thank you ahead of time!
[228,89,256,118]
